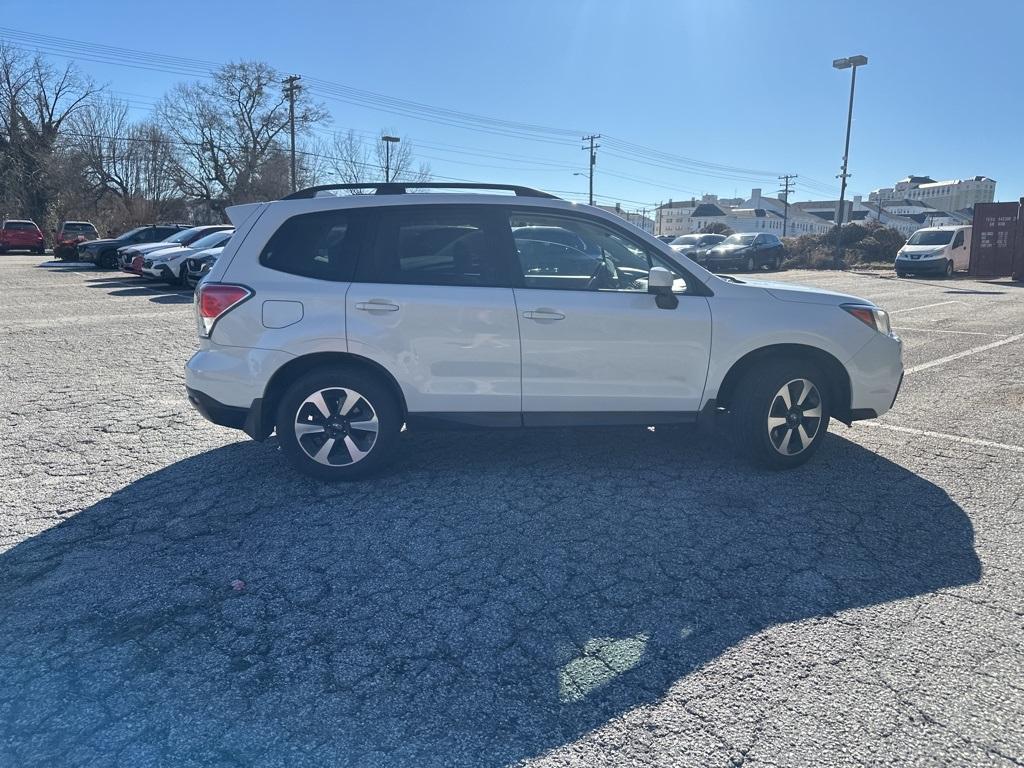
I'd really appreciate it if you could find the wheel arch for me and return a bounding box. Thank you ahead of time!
[714,343,853,425]
[256,352,409,439]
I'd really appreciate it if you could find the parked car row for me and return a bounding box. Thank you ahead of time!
[113,225,234,287]
[668,232,787,271]
[0,219,101,255]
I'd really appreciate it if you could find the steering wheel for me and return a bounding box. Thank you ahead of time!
[584,255,619,290]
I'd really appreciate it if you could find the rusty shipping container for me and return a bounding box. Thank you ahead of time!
[969,199,1024,280]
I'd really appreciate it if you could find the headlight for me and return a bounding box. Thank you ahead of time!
[841,304,891,335]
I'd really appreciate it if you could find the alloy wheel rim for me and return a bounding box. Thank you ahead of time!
[294,387,379,466]
[767,378,823,456]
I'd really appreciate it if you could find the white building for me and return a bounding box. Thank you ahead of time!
[655,190,831,238]
[869,175,995,211]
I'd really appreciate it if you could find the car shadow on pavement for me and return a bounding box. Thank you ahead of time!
[0,429,980,767]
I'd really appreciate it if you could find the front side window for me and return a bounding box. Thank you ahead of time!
[952,230,965,248]
[507,211,687,293]
[260,209,365,281]
[364,207,506,287]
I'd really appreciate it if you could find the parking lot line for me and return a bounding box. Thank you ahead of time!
[889,300,964,314]
[858,421,1024,455]
[894,327,1008,337]
[904,332,1024,375]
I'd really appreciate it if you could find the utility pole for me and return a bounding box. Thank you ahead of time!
[778,174,797,237]
[282,75,302,193]
[581,134,600,205]
[832,55,868,267]
[657,201,663,236]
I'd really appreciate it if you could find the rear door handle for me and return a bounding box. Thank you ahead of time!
[523,310,565,321]
[355,301,400,312]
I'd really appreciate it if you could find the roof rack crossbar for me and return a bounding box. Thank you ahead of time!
[283,182,559,200]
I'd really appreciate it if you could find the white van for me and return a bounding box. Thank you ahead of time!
[895,225,971,278]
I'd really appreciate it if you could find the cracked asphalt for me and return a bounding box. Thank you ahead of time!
[1,256,1022,767]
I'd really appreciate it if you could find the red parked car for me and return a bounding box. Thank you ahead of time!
[0,220,46,254]
[53,221,99,260]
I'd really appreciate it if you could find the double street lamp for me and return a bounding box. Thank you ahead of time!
[381,135,401,183]
[832,54,868,266]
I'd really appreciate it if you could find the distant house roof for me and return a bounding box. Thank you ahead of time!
[691,203,727,217]
[897,175,936,186]
[657,200,696,210]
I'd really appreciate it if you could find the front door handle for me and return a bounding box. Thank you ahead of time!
[523,310,565,321]
[355,300,400,313]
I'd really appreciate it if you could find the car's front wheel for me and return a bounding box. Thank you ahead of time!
[728,359,831,468]
[745,255,756,271]
[276,367,402,480]
[945,260,954,278]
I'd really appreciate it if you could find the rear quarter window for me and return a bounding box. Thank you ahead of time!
[259,209,368,281]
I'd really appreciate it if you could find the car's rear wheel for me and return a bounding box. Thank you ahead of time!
[276,367,402,480]
[728,358,831,469]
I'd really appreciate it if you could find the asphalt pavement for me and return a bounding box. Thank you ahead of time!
[1,257,1021,767]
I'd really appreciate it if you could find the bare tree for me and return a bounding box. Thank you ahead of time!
[71,95,178,223]
[0,44,100,225]
[327,129,431,189]
[157,61,327,211]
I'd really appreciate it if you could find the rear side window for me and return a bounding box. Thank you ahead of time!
[361,207,508,287]
[260,209,366,281]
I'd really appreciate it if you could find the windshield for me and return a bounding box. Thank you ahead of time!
[907,230,954,246]
[189,231,232,250]
[670,235,701,246]
[164,228,201,243]
[722,234,756,245]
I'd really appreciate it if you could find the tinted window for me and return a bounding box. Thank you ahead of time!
[261,209,365,282]
[3,221,37,231]
[62,223,96,234]
[508,211,686,293]
[365,208,505,287]
[952,230,965,248]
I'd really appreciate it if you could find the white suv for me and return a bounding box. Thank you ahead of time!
[185,183,903,480]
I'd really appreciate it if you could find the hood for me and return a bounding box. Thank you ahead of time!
[82,237,120,249]
[126,242,182,255]
[191,246,225,260]
[148,245,193,261]
[710,243,749,253]
[900,244,946,254]
[734,277,866,306]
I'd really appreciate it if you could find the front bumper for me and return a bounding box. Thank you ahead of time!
[847,332,904,418]
[895,257,946,275]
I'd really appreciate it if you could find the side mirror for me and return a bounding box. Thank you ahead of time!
[647,266,678,309]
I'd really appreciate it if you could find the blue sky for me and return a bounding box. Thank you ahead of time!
[3,0,1021,211]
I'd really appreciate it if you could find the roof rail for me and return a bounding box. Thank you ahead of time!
[282,182,559,201]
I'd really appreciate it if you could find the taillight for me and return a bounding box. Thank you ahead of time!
[196,283,252,337]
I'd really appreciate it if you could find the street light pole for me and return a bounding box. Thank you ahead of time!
[832,54,868,267]
[381,135,400,183]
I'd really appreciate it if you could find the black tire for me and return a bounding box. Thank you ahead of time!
[944,260,954,278]
[896,271,907,278]
[773,255,782,271]
[35,246,45,255]
[275,366,402,480]
[97,250,117,269]
[727,357,831,469]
